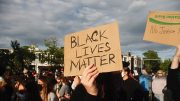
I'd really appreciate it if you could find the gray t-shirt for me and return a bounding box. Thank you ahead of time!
[59,84,70,97]
[48,92,58,101]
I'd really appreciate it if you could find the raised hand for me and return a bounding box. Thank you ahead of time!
[81,64,99,96]
[171,45,180,69]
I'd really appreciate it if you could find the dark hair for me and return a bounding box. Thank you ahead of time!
[142,67,147,70]
[15,74,27,87]
[123,67,130,75]
[38,76,48,101]
[95,72,123,101]
[25,81,42,101]
[47,77,56,94]
[122,61,130,67]
[61,77,69,84]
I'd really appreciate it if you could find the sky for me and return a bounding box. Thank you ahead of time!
[0,0,179,59]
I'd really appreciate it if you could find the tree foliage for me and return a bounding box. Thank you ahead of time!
[10,40,35,73]
[1,38,64,75]
[160,59,171,72]
[143,50,161,73]
[0,49,12,75]
[43,37,64,69]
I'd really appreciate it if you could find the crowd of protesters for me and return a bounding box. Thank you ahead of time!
[0,64,167,101]
[0,69,73,101]
[0,45,180,101]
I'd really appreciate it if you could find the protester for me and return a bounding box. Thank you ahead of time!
[47,77,59,101]
[25,80,42,101]
[57,77,71,101]
[70,61,145,101]
[1,71,14,101]
[54,76,62,96]
[152,70,166,101]
[121,66,144,101]
[167,45,180,101]
[38,76,48,101]
[0,76,7,101]
[71,65,123,101]
[139,67,152,101]
[13,76,26,101]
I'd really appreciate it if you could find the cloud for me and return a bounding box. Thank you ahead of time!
[128,0,147,12]
[0,0,179,59]
[76,7,104,22]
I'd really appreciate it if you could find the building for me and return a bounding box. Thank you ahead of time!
[122,52,142,70]
[29,45,63,75]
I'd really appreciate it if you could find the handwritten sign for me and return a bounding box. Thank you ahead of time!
[64,22,122,76]
[143,11,180,46]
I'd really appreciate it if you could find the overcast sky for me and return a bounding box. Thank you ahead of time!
[0,0,179,59]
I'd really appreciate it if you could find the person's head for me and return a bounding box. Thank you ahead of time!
[14,76,26,92]
[25,80,42,101]
[38,76,48,101]
[141,67,148,75]
[96,72,123,101]
[0,76,6,90]
[156,70,164,77]
[122,61,130,68]
[47,77,56,93]
[61,77,69,85]
[121,61,130,80]
[3,70,12,83]
[56,76,62,84]
[38,76,47,91]
[23,68,29,76]
[121,67,131,80]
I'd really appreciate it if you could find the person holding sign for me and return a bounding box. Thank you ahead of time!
[67,22,123,101]
[64,22,122,76]
[70,64,125,101]
[70,62,145,101]
[120,66,144,101]
[167,45,180,101]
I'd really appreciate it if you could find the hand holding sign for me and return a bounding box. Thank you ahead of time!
[81,64,99,96]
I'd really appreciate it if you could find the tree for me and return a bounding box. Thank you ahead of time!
[21,46,35,70]
[143,50,161,73]
[44,37,64,69]
[10,40,35,73]
[10,40,23,72]
[0,49,12,75]
[160,59,171,72]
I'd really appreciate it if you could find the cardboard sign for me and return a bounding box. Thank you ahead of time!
[144,11,180,46]
[64,22,122,76]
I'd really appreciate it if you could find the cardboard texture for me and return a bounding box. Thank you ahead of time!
[144,11,180,46]
[64,22,122,76]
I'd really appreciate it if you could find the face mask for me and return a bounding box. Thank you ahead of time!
[37,84,43,91]
[121,71,126,77]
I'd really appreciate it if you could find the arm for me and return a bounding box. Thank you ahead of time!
[168,45,180,86]
[171,45,180,69]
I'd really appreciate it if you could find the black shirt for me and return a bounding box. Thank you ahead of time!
[70,84,102,101]
[121,77,144,101]
[167,68,180,101]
